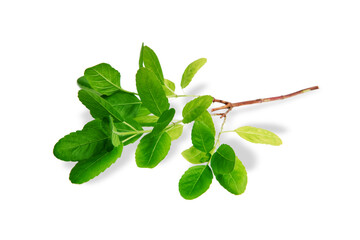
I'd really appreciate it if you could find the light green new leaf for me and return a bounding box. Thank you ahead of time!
[136,68,169,116]
[181,58,207,89]
[105,92,141,119]
[70,144,123,184]
[53,120,110,162]
[163,79,176,96]
[109,116,121,147]
[84,63,124,96]
[135,132,171,168]
[136,105,152,117]
[143,46,164,84]
[179,165,213,200]
[181,146,211,164]
[215,157,247,195]
[166,124,183,141]
[139,42,144,68]
[210,144,235,174]
[133,115,159,127]
[195,110,215,135]
[152,108,175,136]
[182,95,213,124]
[234,126,282,146]
[78,89,124,121]
[191,121,215,153]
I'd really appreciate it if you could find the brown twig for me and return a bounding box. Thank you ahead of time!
[211,86,319,118]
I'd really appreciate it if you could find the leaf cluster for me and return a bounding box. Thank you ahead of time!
[54,44,282,199]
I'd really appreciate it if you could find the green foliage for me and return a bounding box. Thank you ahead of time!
[182,95,213,124]
[181,58,207,89]
[178,165,213,200]
[53,44,288,200]
[234,126,282,146]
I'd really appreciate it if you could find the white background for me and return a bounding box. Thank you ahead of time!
[1,0,359,239]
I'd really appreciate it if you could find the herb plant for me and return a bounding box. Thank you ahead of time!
[53,44,318,199]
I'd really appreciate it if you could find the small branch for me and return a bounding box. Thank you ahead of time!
[211,86,319,118]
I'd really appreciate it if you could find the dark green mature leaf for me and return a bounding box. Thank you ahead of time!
[181,58,207,89]
[179,165,213,200]
[139,42,145,68]
[163,79,176,96]
[210,144,235,174]
[181,146,211,164]
[152,108,175,136]
[215,157,247,195]
[53,120,110,161]
[135,132,171,168]
[182,95,213,124]
[78,89,124,121]
[105,92,141,119]
[143,46,164,84]
[70,144,123,184]
[235,126,282,146]
[114,119,143,145]
[191,121,215,153]
[196,110,215,135]
[136,68,169,116]
[77,76,92,90]
[166,124,183,141]
[84,63,124,96]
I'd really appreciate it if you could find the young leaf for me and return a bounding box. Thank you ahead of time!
[136,68,169,116]
[215,157,247,195]
[191,121,215,153]
[136,105,152,117]
[182,95,213,124]
[163,79,176,96]
[105,92,141,119]
[143,46,164,84]
[234,126,282,146]
[133,115,159,127]
[179,165,213,200]
[109,116,121,147]
[152,108,175,136]
[139,42,145,68]
[166,124,184,141]
[113,119,143,145]
[196,110,215,135]
[210,144,235,174]
[181,58,207,89]
[53,120,110,161]
[69,144,123,184]
[135,132,171,168]
[181,146,211,164]
[78,89,124,121]
[84,63,124,96]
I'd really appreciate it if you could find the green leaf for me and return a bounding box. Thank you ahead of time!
[78,89,124,121]
[109,116,121,147]
[215,157,247,195]
[182,95,213,124]
[143,46,164,84]
[181,58,207,89]
[136,105,152,117]
[105,92,141,119]
[179,165,213,200]
[210,144,235,174]
[139,42,144,68]
[69,144,123,184]
[163,79,176,96]
[191,121,215,153]
[181,146,211,164]
[135,132,171,168]
[152,108,175,136]
[53,120,110,162]
[77,76,92,90]
[84,63,124,96]
[166,124,183,141]
[133,115,159,127]
[195,110,215,135]
[113,119,143,145]
[234,126,282,146]
[136,68,169,116]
